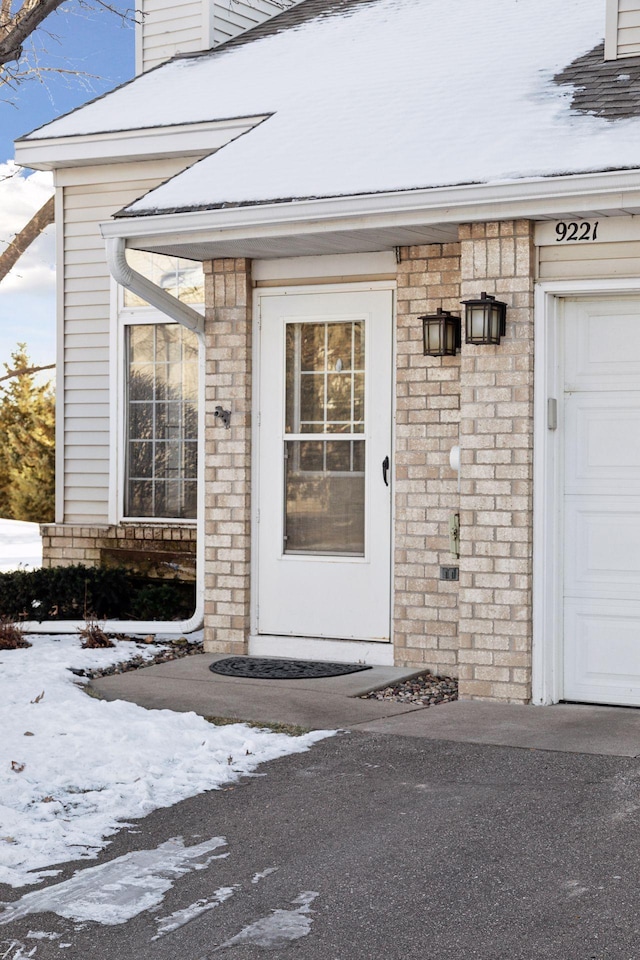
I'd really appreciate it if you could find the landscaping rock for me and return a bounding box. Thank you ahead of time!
[360,672,458,707]
[80,637,204,680]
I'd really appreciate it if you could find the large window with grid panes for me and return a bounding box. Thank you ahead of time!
[121,251,203,521]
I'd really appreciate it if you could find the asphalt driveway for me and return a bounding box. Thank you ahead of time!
[2,730,640,959]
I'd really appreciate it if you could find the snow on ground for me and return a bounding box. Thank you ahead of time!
[0,635,332,888]
[152,881,237,939]
[0,842,304,944]
[218,891,318,949]
[251,866,278,884]
[0,519,42,573]
[0,836,229,925]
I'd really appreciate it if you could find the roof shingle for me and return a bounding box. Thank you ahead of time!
[555,41,640,121]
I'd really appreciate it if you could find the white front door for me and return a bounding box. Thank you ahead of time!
[257,289,393,642]
[563,296,640,705]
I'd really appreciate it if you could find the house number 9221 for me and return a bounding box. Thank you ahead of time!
[555,221,599,242]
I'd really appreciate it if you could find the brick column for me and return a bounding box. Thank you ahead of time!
[457,221,535,702]
[202,259,252,655]
[394,243,461,677]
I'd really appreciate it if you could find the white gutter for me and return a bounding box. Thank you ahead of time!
[99,167,640,250]
[25,237,206,636]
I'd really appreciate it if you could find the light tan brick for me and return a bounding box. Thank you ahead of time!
[393,242,461,678]
[456,220,534,704]
[203,259,252,655]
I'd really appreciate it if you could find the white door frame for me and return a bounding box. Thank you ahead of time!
[249,280,397,665]
[533,277,640,704]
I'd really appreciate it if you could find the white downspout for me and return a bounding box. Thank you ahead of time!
[105,237,205,334]
[23,237,206,636]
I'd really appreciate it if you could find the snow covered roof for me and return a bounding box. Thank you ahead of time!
[22,0,640,216]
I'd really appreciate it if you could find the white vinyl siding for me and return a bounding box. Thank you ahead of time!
[605,0,640,59]
[137,0,298,72]
[538,240,640,280]
[212,0,295,46]
[138,0,204,72]
[60,157,203,523]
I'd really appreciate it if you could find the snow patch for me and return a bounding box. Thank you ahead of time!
[564,879,589,899]
[0,942,37,959]
[0,635,334,887]
[216,891,318,951]
[251,867,278,884]
[0,837,227,926]
[0,519,42,573]
[153,884,237,939]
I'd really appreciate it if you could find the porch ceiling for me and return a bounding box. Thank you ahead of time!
[122,222,461,260]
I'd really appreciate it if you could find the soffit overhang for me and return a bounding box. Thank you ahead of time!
[99,168,640,260]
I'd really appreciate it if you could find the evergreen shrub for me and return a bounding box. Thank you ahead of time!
[0,344,55,523]
[0,565,195,622]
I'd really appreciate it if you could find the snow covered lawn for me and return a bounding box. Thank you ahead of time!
[0,518,42,573]
[0,635,331,888]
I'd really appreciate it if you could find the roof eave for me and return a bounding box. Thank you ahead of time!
[99,167,640,259]
[14,115,269,171]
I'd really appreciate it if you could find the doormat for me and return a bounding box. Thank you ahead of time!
[209,656,373,680]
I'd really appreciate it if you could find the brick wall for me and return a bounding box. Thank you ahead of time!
[457,221,535,703]
[202,259,252,655]
[394,243,461,677]
[40,523,197,579]
[44,233,536,695]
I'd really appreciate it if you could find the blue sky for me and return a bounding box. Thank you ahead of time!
[0,0,135,375]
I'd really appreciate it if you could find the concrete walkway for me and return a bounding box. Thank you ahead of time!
[89,652,640,757]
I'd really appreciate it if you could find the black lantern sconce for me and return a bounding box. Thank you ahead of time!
[421,308,461,357]
[462,292,507,345]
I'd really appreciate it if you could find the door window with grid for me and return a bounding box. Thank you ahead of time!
[125,323,198,519]
[284,320,365,555]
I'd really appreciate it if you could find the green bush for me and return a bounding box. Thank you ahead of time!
[0,565,195,622]
[0,344,55,523]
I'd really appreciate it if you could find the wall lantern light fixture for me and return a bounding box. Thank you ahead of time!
[421,308,461,357]
[462,291,507,345]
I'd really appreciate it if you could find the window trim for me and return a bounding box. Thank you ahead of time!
[605,0,619,61]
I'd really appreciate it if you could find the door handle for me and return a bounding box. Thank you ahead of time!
[382,455,390,487]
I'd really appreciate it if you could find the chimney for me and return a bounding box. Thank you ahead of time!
[136,0,299,75]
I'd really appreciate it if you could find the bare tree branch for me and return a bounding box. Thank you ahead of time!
[0,361,55,383]
[0,194,54,283]
[1,0,12,26]
[0,0,67,68]
[0,0,135,90]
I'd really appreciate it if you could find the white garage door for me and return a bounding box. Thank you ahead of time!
[563,297,640,705]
